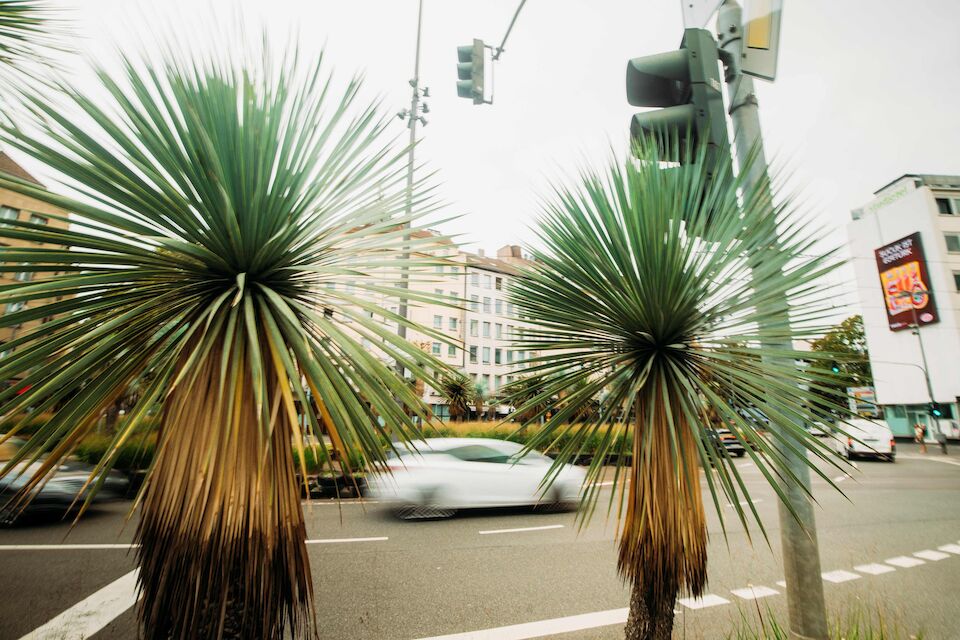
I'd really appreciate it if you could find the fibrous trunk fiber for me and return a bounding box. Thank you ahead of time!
[619,388,707,640]
[135,345,314,639]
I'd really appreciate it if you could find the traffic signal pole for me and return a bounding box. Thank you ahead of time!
[717,2,830,639]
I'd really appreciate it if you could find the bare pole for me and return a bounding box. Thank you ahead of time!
[493,0,528,60]
[718,2,829,639]
[397,0,426,350]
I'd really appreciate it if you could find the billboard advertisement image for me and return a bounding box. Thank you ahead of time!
[874,231,939,332]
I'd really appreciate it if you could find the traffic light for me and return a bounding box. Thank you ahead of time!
[626,28,729,177]
[929,403,944,418]
[456,39,485,104]
[831,364,841,374]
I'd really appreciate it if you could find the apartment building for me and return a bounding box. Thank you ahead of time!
[0,152,70,354]
[847,174,960,437]
[402,238,537,419]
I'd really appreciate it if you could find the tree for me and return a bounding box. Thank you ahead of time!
[437,372,474,422]
[810,315,873,398]
[505,141,852,639]
[0,40,447,639]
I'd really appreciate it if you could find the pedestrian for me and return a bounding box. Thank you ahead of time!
[914,422,927,453]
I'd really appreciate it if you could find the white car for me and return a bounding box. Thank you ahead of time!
[367,438,585,519]
[829,419,896,462]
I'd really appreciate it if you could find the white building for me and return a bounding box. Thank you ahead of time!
[405,240,537,419]
[847,174,960,437]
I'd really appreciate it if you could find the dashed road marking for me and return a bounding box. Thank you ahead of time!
[833,475,847,483]
[776,580,786,588]
[899,455,960,467]
[305,536,388,544]
[937,543,960,554]
[822,570,860,583]
[854,563,895,575]
[885,556,925,568]
[726,498,762,508]
[914,549,950,561]
[413,607,628,640]
[730,585,779,600]
[479,525,564,535]
[18,569,139,640]
[0,543,137,551]
[677,594,730,609]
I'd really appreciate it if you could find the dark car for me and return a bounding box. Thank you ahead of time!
[707,428,746,458]
[0,459,129,525]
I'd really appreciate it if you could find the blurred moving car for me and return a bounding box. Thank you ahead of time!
[707,428,746,458]
[367,438,585,520]
[828,419,895,462]
[0,459,129,525]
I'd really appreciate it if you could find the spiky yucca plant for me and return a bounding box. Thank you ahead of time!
[0,1,62,84]
[0,42,449,638]
[506,142,853,639]
[438,372,475,422]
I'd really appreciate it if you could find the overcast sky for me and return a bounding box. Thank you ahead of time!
[21,0,960,315]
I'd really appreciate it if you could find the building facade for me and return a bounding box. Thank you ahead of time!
[407,242,537,419]
[0,153,70,356]
[847,174,960,437]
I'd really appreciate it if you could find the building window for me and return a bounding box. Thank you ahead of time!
[495,323,502,339]
[954,271,960,292]
[433,315,443,329]
[434,288,444,297]
[434,264,444,274]
[482,297,491,313]
[470,272,479,286]
[448,317,458,330]
[483,274,492,289]
[14,270,32,282]
[451,266,459,275]
[483,374,490,389]
[482,347,491,363]
[506,375,514,384]
[431,342,441,355]
[495,277,502,291]
[5,301,25,315]
[470,320,478,337]
[483,321,491,338]
[0,206,18,224]
[495,349,502,364]
[469,346,478,363]
[447,344,456,357]
[29,214,48,226]
[946,233,960,253]
[470,295,479,311]
[936,197,953,215]
[494,375,501,390]
[507,350,513,364]
[506,324,513,337]
[449,290,458,300]
[507,302,514,317]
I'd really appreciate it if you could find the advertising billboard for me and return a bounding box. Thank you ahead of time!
[847,386,881,418]
[874,232,939,332]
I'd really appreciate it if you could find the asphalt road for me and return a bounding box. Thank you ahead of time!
[1,442,958,640]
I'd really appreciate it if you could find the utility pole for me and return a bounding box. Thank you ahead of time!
[717,2,829,639]
[892,290,944,445]
[396,0,429,352]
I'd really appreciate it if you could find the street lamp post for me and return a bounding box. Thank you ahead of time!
[890,290,945,448]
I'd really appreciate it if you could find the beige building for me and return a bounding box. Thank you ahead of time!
[0,152,70,354]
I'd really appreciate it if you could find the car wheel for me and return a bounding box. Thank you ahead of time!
[735,451,745,458]
[887,454,896,463]
[846,449,855,461]
[396,488,456,521]
[0,506,18,527]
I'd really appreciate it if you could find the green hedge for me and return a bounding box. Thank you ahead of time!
[73,433,157,472]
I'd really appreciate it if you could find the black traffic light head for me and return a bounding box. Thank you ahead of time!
[457,39,485,104]
[831,364,841,374]
[626,29,729,178]
[929,403,943,417]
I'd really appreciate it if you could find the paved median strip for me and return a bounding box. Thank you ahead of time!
[479,524,565,535]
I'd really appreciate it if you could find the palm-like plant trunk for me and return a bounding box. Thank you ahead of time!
[136,341,314,639]
[620,385,707,640]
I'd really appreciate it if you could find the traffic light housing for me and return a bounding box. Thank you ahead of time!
[831,364,841,374]
[626,28,729,178]
[457,39,485,104]
[929,402,944,418]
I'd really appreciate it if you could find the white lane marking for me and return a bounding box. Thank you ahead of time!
[677,594,730,609]
[737,462,752,469]
[776,580,786,588]
[937,543,960,554]
[914,549,950,561]
[413,607,628,640]
[305,537,388,544]
[821,570,860,583]
[19,569,139,640]
[479,524,564,536]
[885,556,925,568]
[898,455,960,467]
[303,500,381,505]
[832,475,847,483]
[0,543,138,551]
[595,481,615,487]
[854,563,896,575]
[726,499,762,508]
[730,585,779,600]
